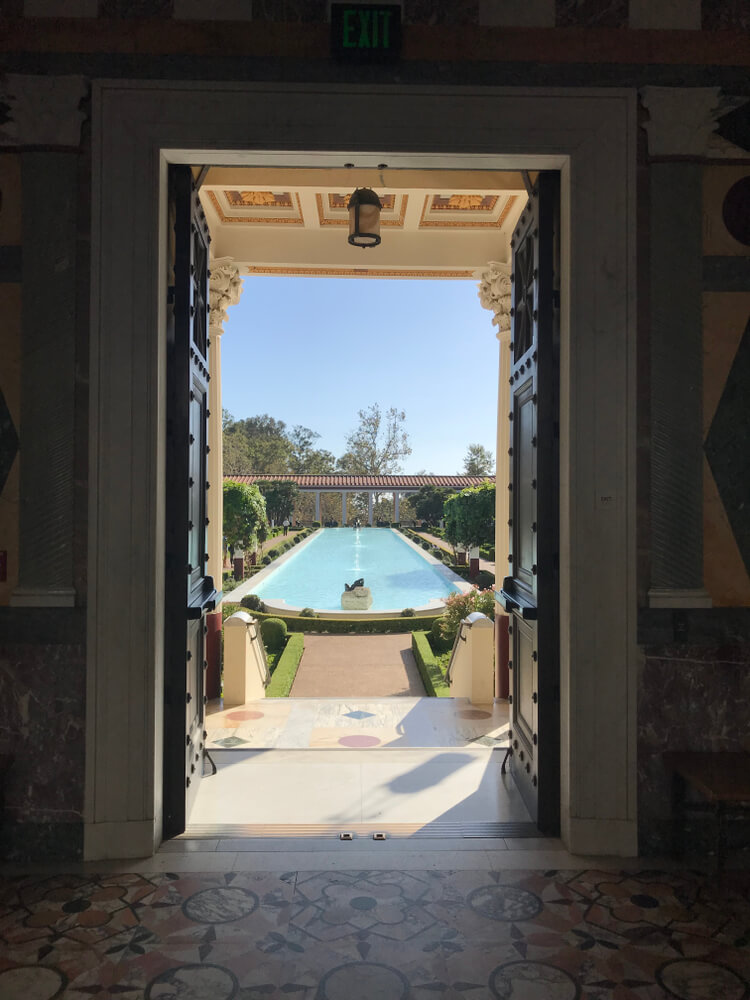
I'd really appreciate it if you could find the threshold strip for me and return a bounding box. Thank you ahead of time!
[181,821,539,840]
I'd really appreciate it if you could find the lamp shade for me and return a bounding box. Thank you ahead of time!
[347,187,382,248]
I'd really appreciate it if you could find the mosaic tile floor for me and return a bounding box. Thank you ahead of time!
[205,698,509,751]
[1,866,748,998]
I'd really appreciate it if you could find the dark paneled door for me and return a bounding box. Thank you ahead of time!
[500,173,561,834]
[164,165,219,838]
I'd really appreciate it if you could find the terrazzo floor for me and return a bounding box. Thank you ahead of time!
[205,697,509,751]
[1,861,748,999]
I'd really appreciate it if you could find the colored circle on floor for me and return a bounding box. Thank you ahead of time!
[182,887,259,924]
[225,710,264,721]
[657,959,748,1000]
[0,967,66,1000]
[338,734,381,747]
[319,962,409,1000]
[145,964,238,1000]
[489,960,580,999]
[459,709,493,720]
[468,885,543,922]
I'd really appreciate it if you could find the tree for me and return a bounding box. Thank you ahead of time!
[259,479,299,523]
[223,481,269,557]
[413,485,452,526]
[337,403,411,475]
[444,482,495,550]
[288,424,336,474]
[463,443,494,477]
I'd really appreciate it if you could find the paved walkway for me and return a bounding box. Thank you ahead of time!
[291,634,426,697]
[415,530,496,575]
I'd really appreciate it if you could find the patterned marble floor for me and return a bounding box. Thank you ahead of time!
[205,697,509,751]
[1,865,748,999]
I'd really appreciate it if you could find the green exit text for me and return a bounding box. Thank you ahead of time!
[342,7,394,49]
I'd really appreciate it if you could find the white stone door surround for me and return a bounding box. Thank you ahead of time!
[85,82,637,860]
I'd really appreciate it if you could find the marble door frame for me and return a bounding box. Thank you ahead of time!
[85,82,637,860]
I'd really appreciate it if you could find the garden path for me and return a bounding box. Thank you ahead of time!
[415,530,495,574]
[291,634,426,697]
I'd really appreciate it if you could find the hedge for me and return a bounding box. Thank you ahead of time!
[223,605,441,634]
[412,631,450,697]
[266,634,304,697]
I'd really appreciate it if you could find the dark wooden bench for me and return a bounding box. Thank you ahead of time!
[665,751,750,872]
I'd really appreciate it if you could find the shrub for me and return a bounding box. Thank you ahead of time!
[421,541,430,550]
[300,607,317,618]
[391,522,400,528]
[260,616,287,652]
[430,616,452,653]
[262,555,271,565]
[266,634,304,697]
[474,569,496,589]
[312,521,321,528]
[221,606,440,635]
[431,547,443,559]
[412,632,450,697]
[240,593,266,613]
[438,588,496,643]
[267,547,279,558]
[293,536,301,544]
[400,608,415,617]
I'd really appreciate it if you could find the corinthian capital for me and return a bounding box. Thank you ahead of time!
[478,261,512,334]
[209,258,243,338]
[640,86,724,157]
[0,75,87,148]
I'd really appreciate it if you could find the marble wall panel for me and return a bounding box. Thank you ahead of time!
[404,0,479,24]
[251,0,325,21]
[98,0,172,15]
[0,642,86,860]
[702,0,750,31]
[556,0,628,27]
[637,645,750,855]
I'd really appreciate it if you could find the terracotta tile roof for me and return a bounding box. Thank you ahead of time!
[225,474,492,489]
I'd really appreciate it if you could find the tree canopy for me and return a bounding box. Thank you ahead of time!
[413,485,453,525]
[336,403,411,475]
[463,443,494,476]
[259,479,299,523]
[443,482,495,550]
[223,481,268,554]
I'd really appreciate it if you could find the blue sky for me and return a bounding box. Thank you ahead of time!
[221,276,498,475]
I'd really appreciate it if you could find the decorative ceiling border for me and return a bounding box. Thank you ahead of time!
[315,192,408,228]
[418,193,519,228]
[206,190,305,225]
[244,265,477,279]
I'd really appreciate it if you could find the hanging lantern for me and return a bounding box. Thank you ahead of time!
[347,187,382,248]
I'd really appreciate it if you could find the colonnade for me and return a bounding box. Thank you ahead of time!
[308,489,416,525]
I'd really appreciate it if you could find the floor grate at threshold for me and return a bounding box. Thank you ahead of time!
[181,822,540,840]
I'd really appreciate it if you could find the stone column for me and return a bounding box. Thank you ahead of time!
[640,88,721,608]
[393,492,400,523]
[206,258,242,592]
[368,492,374,525]
[341,492,347,525]
[314,491,321,522]
[1,75,86,607]
[478,260,512,564]
[479,260,513,698]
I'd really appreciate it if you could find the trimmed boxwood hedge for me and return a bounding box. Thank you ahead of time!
[223,605,441,634]
[412,631,450,697]
[266,634,304,697]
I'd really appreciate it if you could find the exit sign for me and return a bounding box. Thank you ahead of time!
[331,4,402,63]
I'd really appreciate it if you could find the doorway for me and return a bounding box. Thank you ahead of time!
[84,83,637,861]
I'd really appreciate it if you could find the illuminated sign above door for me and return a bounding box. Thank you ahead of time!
[331,4,402,63]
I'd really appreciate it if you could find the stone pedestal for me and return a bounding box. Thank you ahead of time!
[341,586,372,610]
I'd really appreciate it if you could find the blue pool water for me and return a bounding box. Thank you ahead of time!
[251,528,464,612]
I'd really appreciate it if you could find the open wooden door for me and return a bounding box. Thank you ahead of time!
[500,173,561,835]
[163,165,220,839]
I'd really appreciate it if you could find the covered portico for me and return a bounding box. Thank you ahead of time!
[226,473,490,525]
